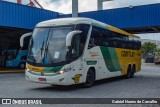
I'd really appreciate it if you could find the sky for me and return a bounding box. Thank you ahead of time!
[2,0,160,40]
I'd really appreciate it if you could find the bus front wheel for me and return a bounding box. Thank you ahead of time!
[82,69,95,88]
[19,62,26,69]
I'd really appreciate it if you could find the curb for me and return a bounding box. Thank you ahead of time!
[0,70,25,73]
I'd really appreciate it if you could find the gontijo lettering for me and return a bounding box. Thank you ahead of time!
[121,51,135,57]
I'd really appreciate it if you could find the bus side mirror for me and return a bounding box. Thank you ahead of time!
[66,30,82,47]
[20,32,32,48]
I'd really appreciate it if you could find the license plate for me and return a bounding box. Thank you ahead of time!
[38,78,46,81]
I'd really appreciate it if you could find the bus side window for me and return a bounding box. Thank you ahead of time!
[103,30,127,48]
[121,37,127,48]
[128,37,133,49]
[71,35,80,58]
[88,38,95,48]
[121,41,126,48]
[101,29,109,47]
[133,38,141,50]
[71,24,90,57]
[133,39,137,50]
[137,39,141,50]
[88,26,101,49]
[102,30,115,48]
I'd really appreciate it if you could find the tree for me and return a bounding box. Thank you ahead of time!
[141,42,157,57]
[155,48,160,52]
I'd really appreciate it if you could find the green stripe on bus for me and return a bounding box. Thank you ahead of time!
[108,48,121,71]
[100,46,121,72]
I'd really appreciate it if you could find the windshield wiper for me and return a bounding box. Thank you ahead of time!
[40,41,45,56]
[45,41,49,56]
[43,41,52,63]
[35,41,45,63]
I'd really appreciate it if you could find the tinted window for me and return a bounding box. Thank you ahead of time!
[71,24,90,58]
[88,26,141,50]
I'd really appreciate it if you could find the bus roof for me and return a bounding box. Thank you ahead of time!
[36,17,139,38]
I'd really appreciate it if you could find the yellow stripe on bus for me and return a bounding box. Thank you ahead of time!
[107,25,139,38]
[26,64,44,72]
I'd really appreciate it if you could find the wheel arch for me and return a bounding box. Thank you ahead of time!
[86,67,96,80]
[128,64,132,70]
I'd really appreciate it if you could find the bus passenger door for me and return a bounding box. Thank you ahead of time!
[83,55,99,80]
[98,57,108,79]
[85,47,106,80]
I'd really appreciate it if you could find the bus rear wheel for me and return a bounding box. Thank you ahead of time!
[19,62,25,69]
[82,69,95,88]
[126,65,132,79]
[155,62,158,65]
[131,65,136,78]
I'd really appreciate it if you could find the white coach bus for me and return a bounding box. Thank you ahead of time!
[25,18,141,87]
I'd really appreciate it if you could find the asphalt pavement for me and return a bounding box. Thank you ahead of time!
[0,63,160,107]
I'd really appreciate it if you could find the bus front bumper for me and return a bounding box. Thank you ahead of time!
[25,69,82,86]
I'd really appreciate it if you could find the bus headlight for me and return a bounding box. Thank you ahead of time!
[59,70,64,74]
[26,68,30,72]
[58,67,71,74]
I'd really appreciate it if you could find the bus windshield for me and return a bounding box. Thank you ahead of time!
[28,26,73,64]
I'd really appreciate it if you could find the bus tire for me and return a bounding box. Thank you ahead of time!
[19,62,26,69]
[126,65,132,79]
[131,65,136,78]
[82,69,95,88]
[155,62,158,65]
